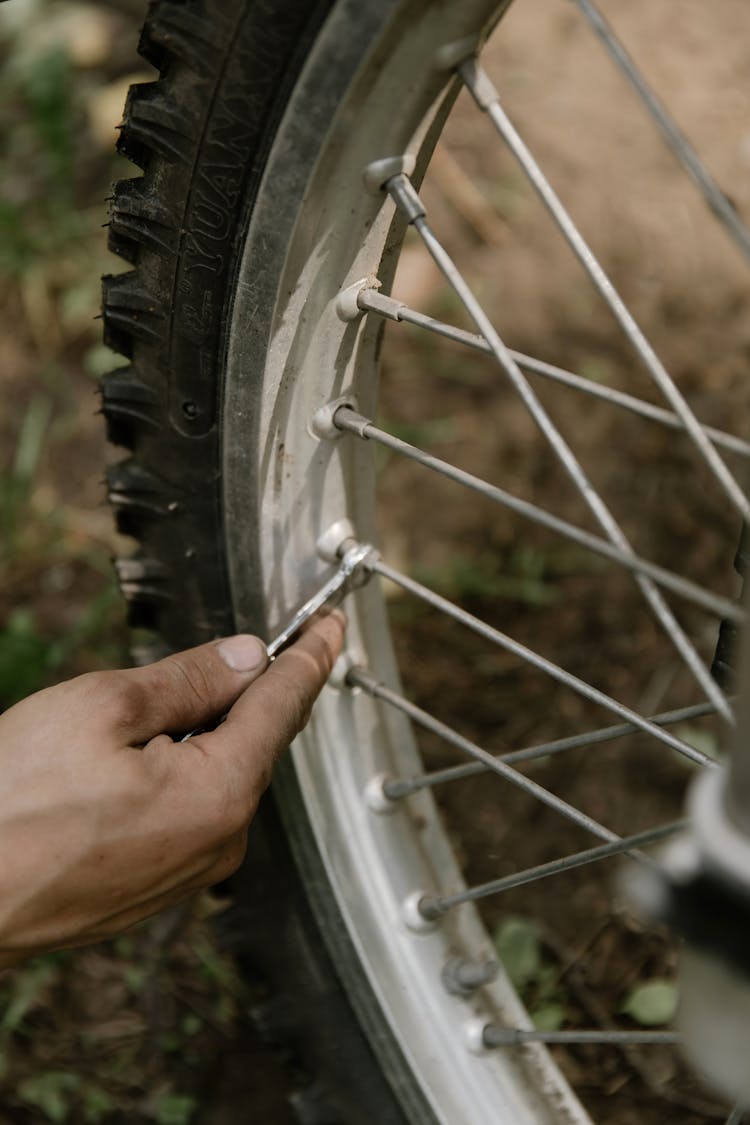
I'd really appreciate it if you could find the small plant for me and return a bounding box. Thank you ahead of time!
[150,1092,198,1125]
[493,916,567,1031]
[0,956,60,1038]
[17,1071,80,1124]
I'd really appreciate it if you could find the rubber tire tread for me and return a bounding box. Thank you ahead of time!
[102,1,416,1121]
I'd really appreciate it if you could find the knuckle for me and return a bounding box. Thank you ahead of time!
[315,614,345,665]
[161,656,214,710]
[300,628,337,679]
[84,671,149,730]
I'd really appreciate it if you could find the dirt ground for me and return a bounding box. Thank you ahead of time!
[1,0,749,1122]
[381,1,750,1121]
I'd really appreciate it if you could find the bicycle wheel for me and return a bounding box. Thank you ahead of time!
[103,1,748,1121]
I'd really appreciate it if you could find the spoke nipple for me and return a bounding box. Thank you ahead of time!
[364,773,400,814]
[335,276,379,322]
[340,542,380,588]
[310,395,359,440]
[363,154,416,193]
[328,649,366,692]
[316,519,358,563]
[402,890,441,933]
[463,1017,493,1055]
[331,403,370,438]
[434,36,479,71]
[442,956,499,996]
[344,664,372,693]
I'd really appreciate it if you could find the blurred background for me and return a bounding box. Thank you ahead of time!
[0,4,287,1122]
[0,0,748,1121]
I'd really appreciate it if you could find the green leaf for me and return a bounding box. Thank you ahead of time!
[0,609,56,707]
[151,1093,197,1125]
[124,964,148,994]
[181,1014,202,1037]
[621,979,678,1026]
[114,937,134,958]
[159,1032,181,1054]
[2,960,57,1033]
[18,1071,79,1123]
[532,1003,566,1031]
[534,963,561,1002]
[493,917,541,990]
[81,1086,116,1124]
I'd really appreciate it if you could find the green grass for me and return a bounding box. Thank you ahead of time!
[0,394,52,566]
[414,547,560,607]
[0,389,126,707]
[0,20,246,1120]
[0,5,129,710]
[493,916,567,1031]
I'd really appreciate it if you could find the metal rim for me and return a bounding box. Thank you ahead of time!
[222,1,588,1121]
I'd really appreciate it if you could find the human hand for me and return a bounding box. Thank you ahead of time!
[0,613,345,967]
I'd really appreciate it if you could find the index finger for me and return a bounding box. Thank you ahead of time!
[197,610,346,796]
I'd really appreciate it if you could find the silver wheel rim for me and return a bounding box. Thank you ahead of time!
[223,1,587,1121]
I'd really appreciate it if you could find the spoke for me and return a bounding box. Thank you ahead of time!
[573,0,750,265]
[369,557,717,768]
[379,700,718,799]
[724,1107,746,1125]
[348,667,647,855]
[385,173,733,722]
[358,289,750,460]
[417,820,683,918]
[335,405,743,624]
[457,58,750,523]
[483,1026,681,1047]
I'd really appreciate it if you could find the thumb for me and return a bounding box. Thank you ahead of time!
[196,610,346,790]
[114,635,268,744]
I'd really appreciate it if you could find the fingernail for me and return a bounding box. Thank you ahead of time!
[217,634,267,672]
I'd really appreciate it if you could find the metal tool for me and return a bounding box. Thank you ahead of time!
[266,540,375,658]
[179,540,376,742]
